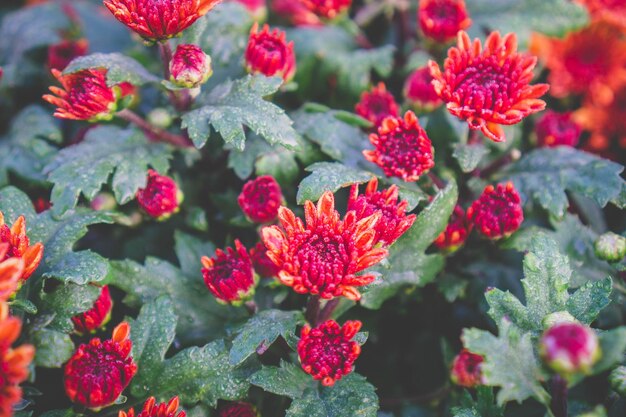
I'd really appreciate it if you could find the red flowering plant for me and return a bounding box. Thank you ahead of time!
[0,0,624,417]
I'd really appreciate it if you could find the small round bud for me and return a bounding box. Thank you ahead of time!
[540,322,601,378]
[147,108,174,129]
[403,67,442,113]
[169,44,213,89]
[136,170,183,221]
[90,192,117,211]
[451,349,484,387]
[542,311,577,329]
[534,110,581,148]
[609,366,626,396]
[238,175,284,223]
[594,232,626,263]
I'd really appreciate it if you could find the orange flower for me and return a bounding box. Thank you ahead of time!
[576,0,626,29]
[0,246,23,302]
[0,213,43,283]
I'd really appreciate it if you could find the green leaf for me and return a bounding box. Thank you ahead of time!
[501,148,624,217]
[182,75,300,151]
[566,278,612,324]
[63,53,159,86]
[286,373,379,417]
[453,143,489,173]
[228,133,300,183]
[410,180,459,252]
[32,329,74,368]
[297,162,373,204]
[173,231,216,276]
[463,320,550,406]
[249,360,314,399]
[44,126,172,216]
[0,186,37,223]
[466,0,589,46]
[230,310,304,365]
[592,327,626,375]
[39,282,101,333]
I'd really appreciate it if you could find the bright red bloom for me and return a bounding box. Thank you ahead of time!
[201,240,257,305]
[0,302,35,417]
[355,83,400,127]
[298,320,362,386]
[434,205,469,251]
[47,39,89,72]
[0,245,23,301]
[71,285,113,335]
[169,44,213,88]
[430,31,549,142]
[43,69,132,121]
[467,182,523,239]
[119,396,186,417]
[218,402,259,417]
[103,0,222,41]
[363,111,434,182]
[576,0,626,28]
[418,0,472,43]
[0,212,43,283]
[301,0,351,19]
[64,322,137,410]
[136,170,183,220]
[261,191,387,301]
[451,349,484,388]
[540,322,601,376]
[535,111,581,148]
[250,242,281,278]
[230,0,267,20]
[245,23,296,82]
[271,0,322,26]
[238,175,283,223]
[403,67,442,112]
[347,177,416,247]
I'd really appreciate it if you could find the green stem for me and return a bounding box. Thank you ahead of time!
[117,109,191,147]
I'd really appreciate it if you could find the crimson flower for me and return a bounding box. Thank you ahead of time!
[0,212,43,283]
[302,0,351,19]
[238,175,283,223]
[119,396,186,417]
[430,31,549,142]
[347,177,416,247]
[540,322,601,377]
[64,322,137,409]
[576,0,626,29]
[535,111,581,148]
[0,245,23,301]
[217,402,259,417]
[403,67,442,112]
[71,285,113,335]
[271,0,322,26]
[433,205,469,251]
[467,182,523,239]
[363,110,434,182]
[230,0,267,20]
[418,0,472,43]
[250,242,280,278]
[136,170,183,220]
[43,69,133,121]
[103,0,222,41]
[298,320,362,386]
[47,39,89,72]
[201,240,257,305]
[169,44,213,89]
[355,82,400,127]
[261,191,387,301]
[451,349,484,388]
[245,23,296,82]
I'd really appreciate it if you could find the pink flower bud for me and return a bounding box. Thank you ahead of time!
[540,322,601,377]
[169,44,213,89]
[451,349,484,387]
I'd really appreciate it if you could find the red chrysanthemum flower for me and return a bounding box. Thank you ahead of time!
[245,23,296,82]
[530,23,626,103]
[534,111,581,148]
[64,322,137,410]
[363,110,434,182]
[201,240,257,305]
[169,44,213,88]
[433,205,469,251]
[217,402,259,417]
[0,212,43,283]
[298,320,362,386]
[0,245,23,302]
[0,302,35,417]
[43,68,133,121]
[403,67,442,112]
[466,182,523,239]
[301,0,351,19]
[418,0,472,43]
[229,0,267,21]
[576,0,626,28]
[71,285,113,335]
[540,322,601,377]
[430,31,549,142]
[347,177,416,247]
[119,396,186,417]
[261,191,387,301]
[103,0,222,41]
[451,349,484,388]
[238,175,284,223]
[271,0,322,26]
[355,82,400,127]
[136,170,183,220]
[47,39,89,72]
[250,242,281,278]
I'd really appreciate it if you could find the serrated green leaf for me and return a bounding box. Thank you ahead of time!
[32,329,74,368]
[44,126,172,216]
[566,277,612,324]
[182,75,300,151]
[230,310,304,365]
[63,53,159,86]
[286,373,378,417]
[453,143,489,173]
[463,320,550,406]
[592,327,626,375]
[39,282,101,333]
[297,162,373,204]
[249,360,314,399]
[228,133,300,183]
[173,231,216,276]
[0,186,37,223]
[411,180,459,252]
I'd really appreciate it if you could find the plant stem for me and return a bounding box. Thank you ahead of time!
[244,300,258,315]
[305,295,321,326]
[117,109,191,147]
[427,171,446,190]
[550,376,568,417]
[318,298,341,323]
[474,148,521,179]
[158,41,173,80]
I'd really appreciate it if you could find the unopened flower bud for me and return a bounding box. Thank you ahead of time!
[147,108,174,129]
[451,349,484,387]
[542,311,577,329]
[169,44,213,89]
[91,192,117,212]
[594,232,626,263]
[610,366,626,396]
[136,170,183,221]
[540,322,601,378]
